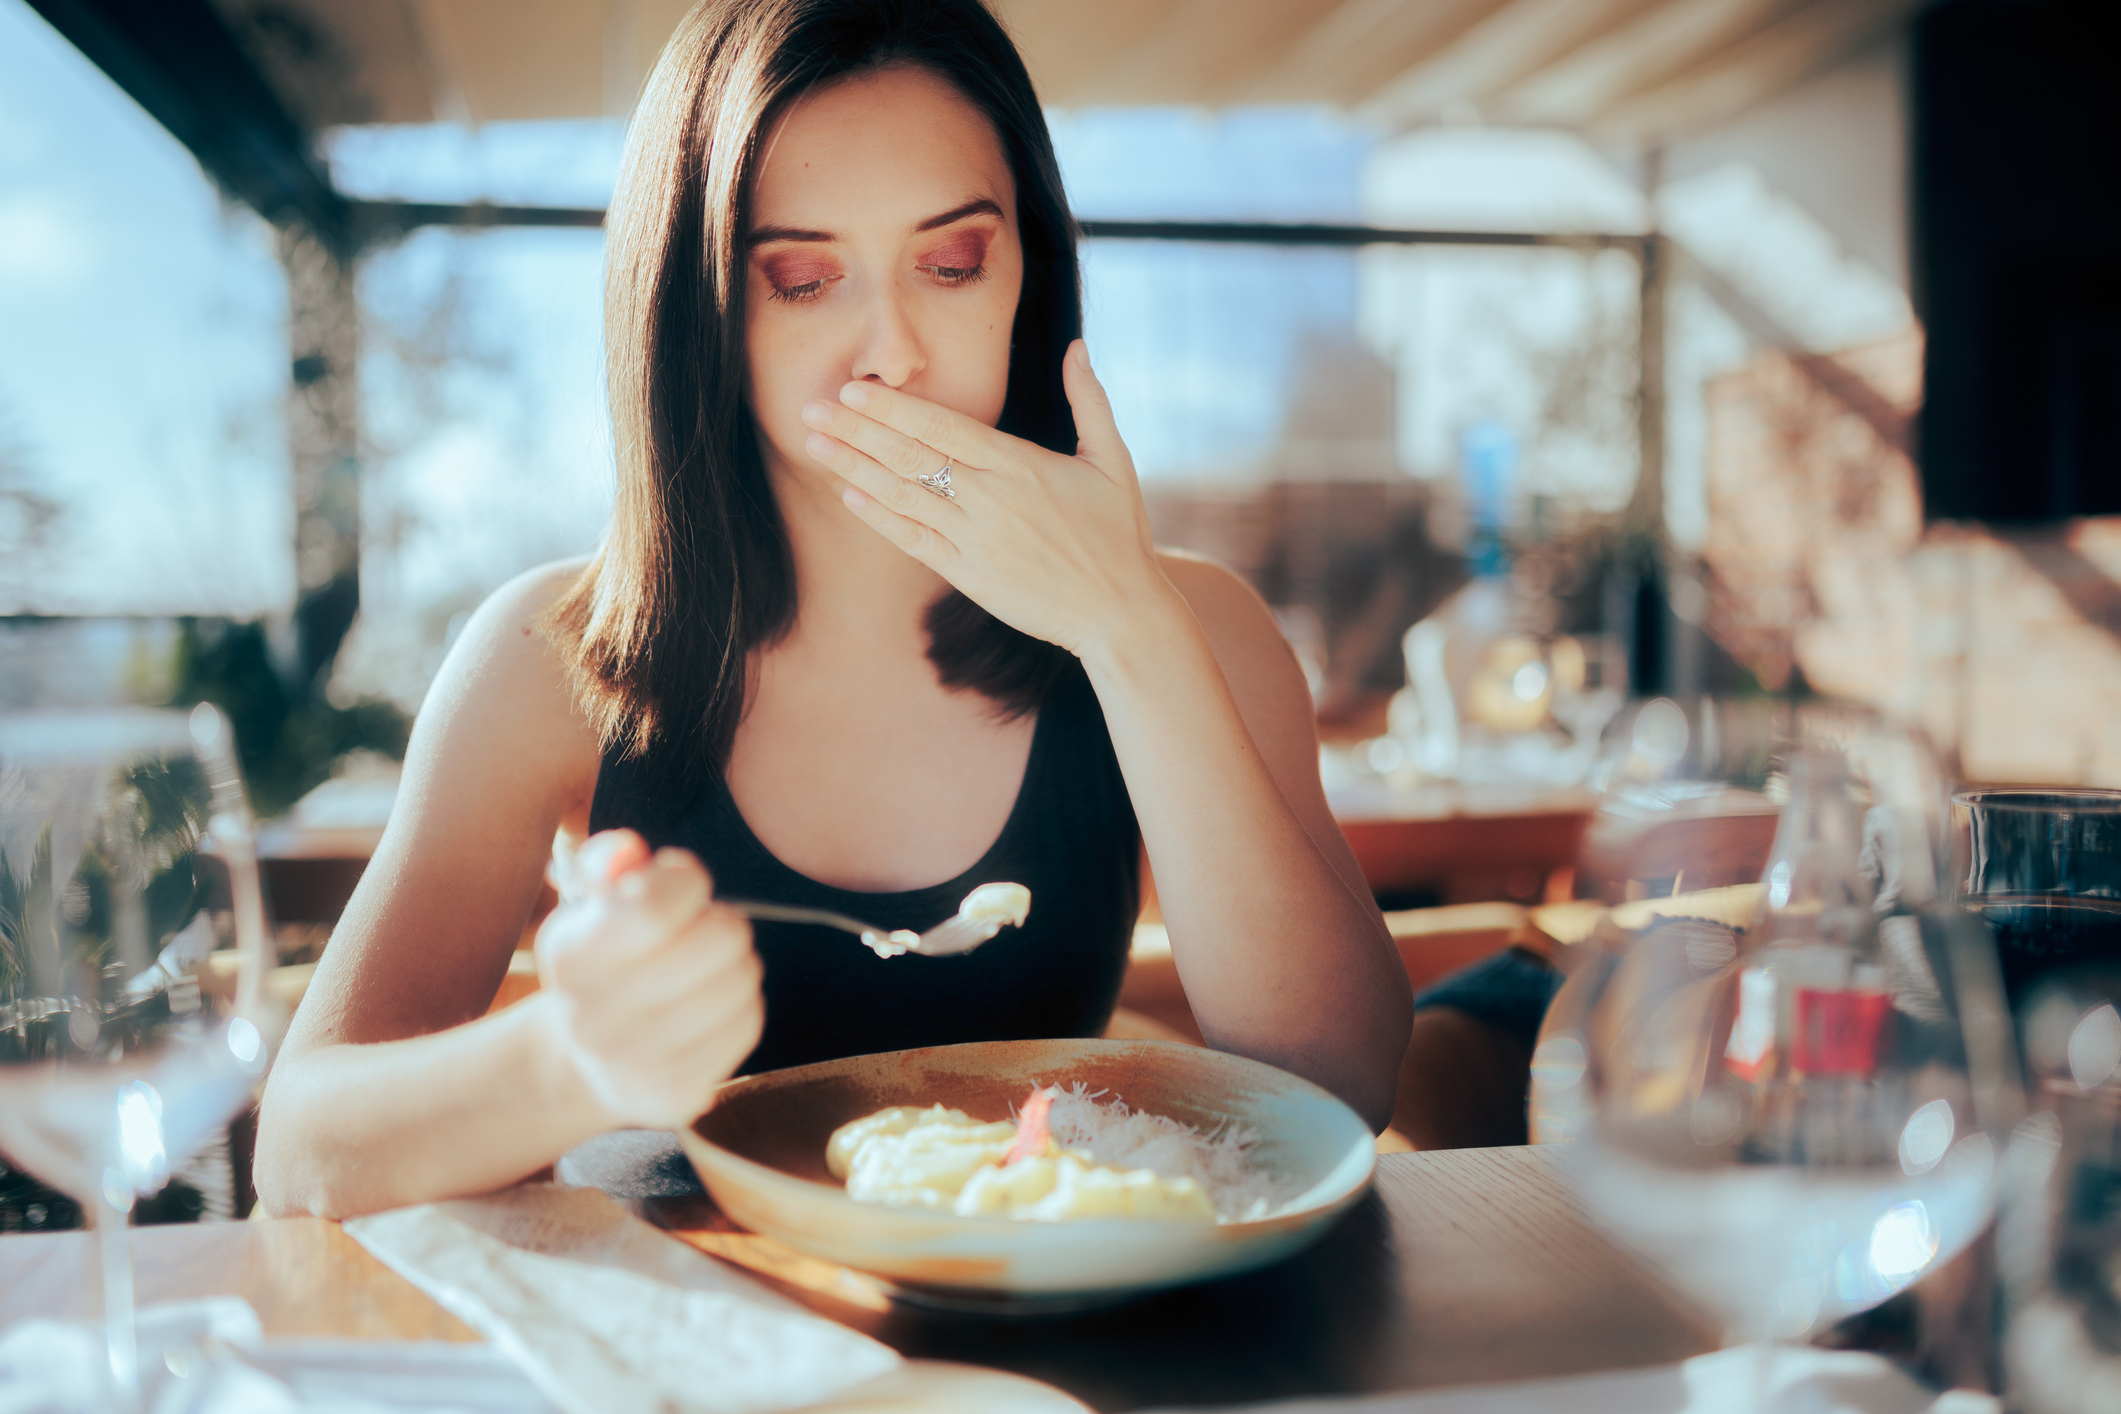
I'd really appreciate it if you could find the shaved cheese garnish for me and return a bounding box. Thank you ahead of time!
[1046,1083,1281,1224]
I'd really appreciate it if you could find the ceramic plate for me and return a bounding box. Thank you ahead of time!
[677,1038,1375,1298]
[809,1360,1089,1412]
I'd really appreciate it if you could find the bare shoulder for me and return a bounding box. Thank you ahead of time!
[431,558,588,689]
[1152,548,1325,801]
[409,557,602,807]
[1156,548,1292,663]
[284,558,603,1054]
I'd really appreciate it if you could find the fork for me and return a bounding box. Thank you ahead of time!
[724,885,1028,958]
[547,839,1029,959]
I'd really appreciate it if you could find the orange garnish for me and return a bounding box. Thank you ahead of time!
[1002,1085,1058,1166]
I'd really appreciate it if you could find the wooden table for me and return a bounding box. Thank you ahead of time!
[0,1147,1717,1411]
[1328,784,1594,907]
[0,1217,475,1341]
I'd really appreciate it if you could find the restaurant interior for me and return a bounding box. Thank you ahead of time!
[2,0,2119,1409]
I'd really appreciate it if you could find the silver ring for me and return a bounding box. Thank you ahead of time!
[916,463,956,499]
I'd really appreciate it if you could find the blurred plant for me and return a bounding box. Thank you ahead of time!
[0,757,211,1000]
[0,833,40,1001]
[162,618,408,818]
[128,755,212,944]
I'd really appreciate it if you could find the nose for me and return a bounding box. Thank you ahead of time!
[848,278,926,389]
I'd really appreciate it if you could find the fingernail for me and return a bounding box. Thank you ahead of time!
[805,432,835,460]
[800,401,831,428]
[1073,341,1092,373]
[840,382,873,408]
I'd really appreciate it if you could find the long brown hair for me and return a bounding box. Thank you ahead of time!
[543,0,1081,792]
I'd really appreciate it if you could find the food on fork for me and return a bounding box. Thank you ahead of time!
[956,882,1032,930]
[825,1085,1278,1223]
[550,836,1028,959]
[857,881,1033,958]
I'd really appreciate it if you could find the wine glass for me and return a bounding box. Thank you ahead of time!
[1955,789,2121,1010]
[1957,788,2121,1411]
[0,705,280,1411]
[1549,633,1628,756]
[1575,697,1786,905]
[1533,704,2020,1393]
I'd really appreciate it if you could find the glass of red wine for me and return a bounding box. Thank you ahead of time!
[1956,790,2121,1008]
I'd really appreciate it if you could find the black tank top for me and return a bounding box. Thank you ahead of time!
[585,663,1141,1075]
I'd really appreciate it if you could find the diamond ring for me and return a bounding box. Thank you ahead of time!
[916,463,956,499]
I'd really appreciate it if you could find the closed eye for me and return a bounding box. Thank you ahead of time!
[769,275,839,303]
[919,262,988,287]
[759,251,843,303]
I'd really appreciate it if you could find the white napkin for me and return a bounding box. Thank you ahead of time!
[1141,1346,2003,1414]
[0,1297,543,1414]
[344,1184,900,1414]
[220,1340,550,1413]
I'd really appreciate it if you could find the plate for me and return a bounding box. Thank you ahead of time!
[808,1360,1089,1412]
[676,1038,1376,1298]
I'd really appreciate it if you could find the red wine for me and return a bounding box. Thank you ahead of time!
[1967,895,2121,1002]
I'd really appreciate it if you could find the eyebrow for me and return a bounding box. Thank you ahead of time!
[915,197,1003,232]
[746,197,1003,248]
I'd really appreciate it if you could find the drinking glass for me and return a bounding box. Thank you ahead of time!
[1575,696,1786,904]
[1955,789,2121,1009]
[1961,789,2121,1411]
[1549,633,1629,755]
[0,705,280,1411]
[1534,707,2020,1391]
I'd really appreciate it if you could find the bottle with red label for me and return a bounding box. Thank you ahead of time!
[1725,749,1898,1164]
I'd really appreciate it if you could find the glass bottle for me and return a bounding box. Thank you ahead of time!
[1726,750,1893,1165]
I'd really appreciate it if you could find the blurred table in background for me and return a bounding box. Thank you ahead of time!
[232,787,1598,1065]
[1327,782,1594,907]
[1572,786,1780,903]
[224,782,1604,1086]
[203,820,555,957]
[229,774,1598,930]
[196,822,381,930]
[252,821,385,924]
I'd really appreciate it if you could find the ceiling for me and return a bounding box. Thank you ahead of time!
[209,0,1923,144]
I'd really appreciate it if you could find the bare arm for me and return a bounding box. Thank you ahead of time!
[1089,554,1408,1128]
[254,565,761,1217]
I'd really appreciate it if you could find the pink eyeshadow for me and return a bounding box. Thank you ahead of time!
[921,231,989,270]
[760,253,840,289]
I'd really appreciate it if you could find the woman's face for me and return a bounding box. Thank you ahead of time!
[744,65,1023,489]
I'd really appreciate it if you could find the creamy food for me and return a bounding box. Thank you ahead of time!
[826,1091,1219,1223]
[955,882,1032,929]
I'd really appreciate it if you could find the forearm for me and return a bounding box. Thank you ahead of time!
[253,993,616,1218]
[1081,594,1410,1129]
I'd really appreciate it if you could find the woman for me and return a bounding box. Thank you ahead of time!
[255,0,1410,1218]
